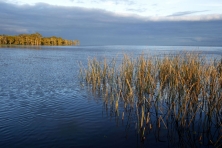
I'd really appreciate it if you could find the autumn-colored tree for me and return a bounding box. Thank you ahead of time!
[0,35,3,44]
[0,33,79,46]
[7,36,15,45]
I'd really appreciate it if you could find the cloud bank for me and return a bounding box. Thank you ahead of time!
[0,2,222,46]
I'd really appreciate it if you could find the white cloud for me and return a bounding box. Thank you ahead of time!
[3,0,222,17]
[165,0,184,5]
[112,13,222,22]
[200,4,222,7]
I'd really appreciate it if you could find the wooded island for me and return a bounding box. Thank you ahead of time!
[0,33,80,46]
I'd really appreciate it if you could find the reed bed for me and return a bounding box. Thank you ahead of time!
[79,53,222,147]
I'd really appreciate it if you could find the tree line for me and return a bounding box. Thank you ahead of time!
[0,33,80,46]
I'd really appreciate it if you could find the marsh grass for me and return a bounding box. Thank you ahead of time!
[79,53,222,147]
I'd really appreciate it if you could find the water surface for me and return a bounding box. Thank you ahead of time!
[0,45,221,147]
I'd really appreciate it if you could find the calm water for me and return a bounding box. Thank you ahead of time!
[0,45,222,148]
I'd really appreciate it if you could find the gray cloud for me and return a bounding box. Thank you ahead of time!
[168,10,210,17]
[0,2,221,46]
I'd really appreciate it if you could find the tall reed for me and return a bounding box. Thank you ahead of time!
[79,53,222,146]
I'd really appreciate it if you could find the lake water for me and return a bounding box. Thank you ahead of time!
[0,45,222,147]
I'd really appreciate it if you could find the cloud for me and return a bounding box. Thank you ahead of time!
[146,14,222,21]
[74,0,84,4]
[168,10,210,17]
[0,1,222,46]
[126,8,146,13]
[90,0,135,5]
[199,3,222,7]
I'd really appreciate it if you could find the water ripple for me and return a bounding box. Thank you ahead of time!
[1,46,222,147]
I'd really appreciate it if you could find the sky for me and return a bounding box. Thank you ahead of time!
[0,0,222,46]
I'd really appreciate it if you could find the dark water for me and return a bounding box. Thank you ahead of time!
[0,45,222,148]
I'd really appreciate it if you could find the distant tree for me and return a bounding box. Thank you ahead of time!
[18,34,25,45]
[7,36,15,45]
[0,33,79,46]
[0,35,3,44]
[57,37,63,45]
[73,40,80,45]
[0,35,8,45]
